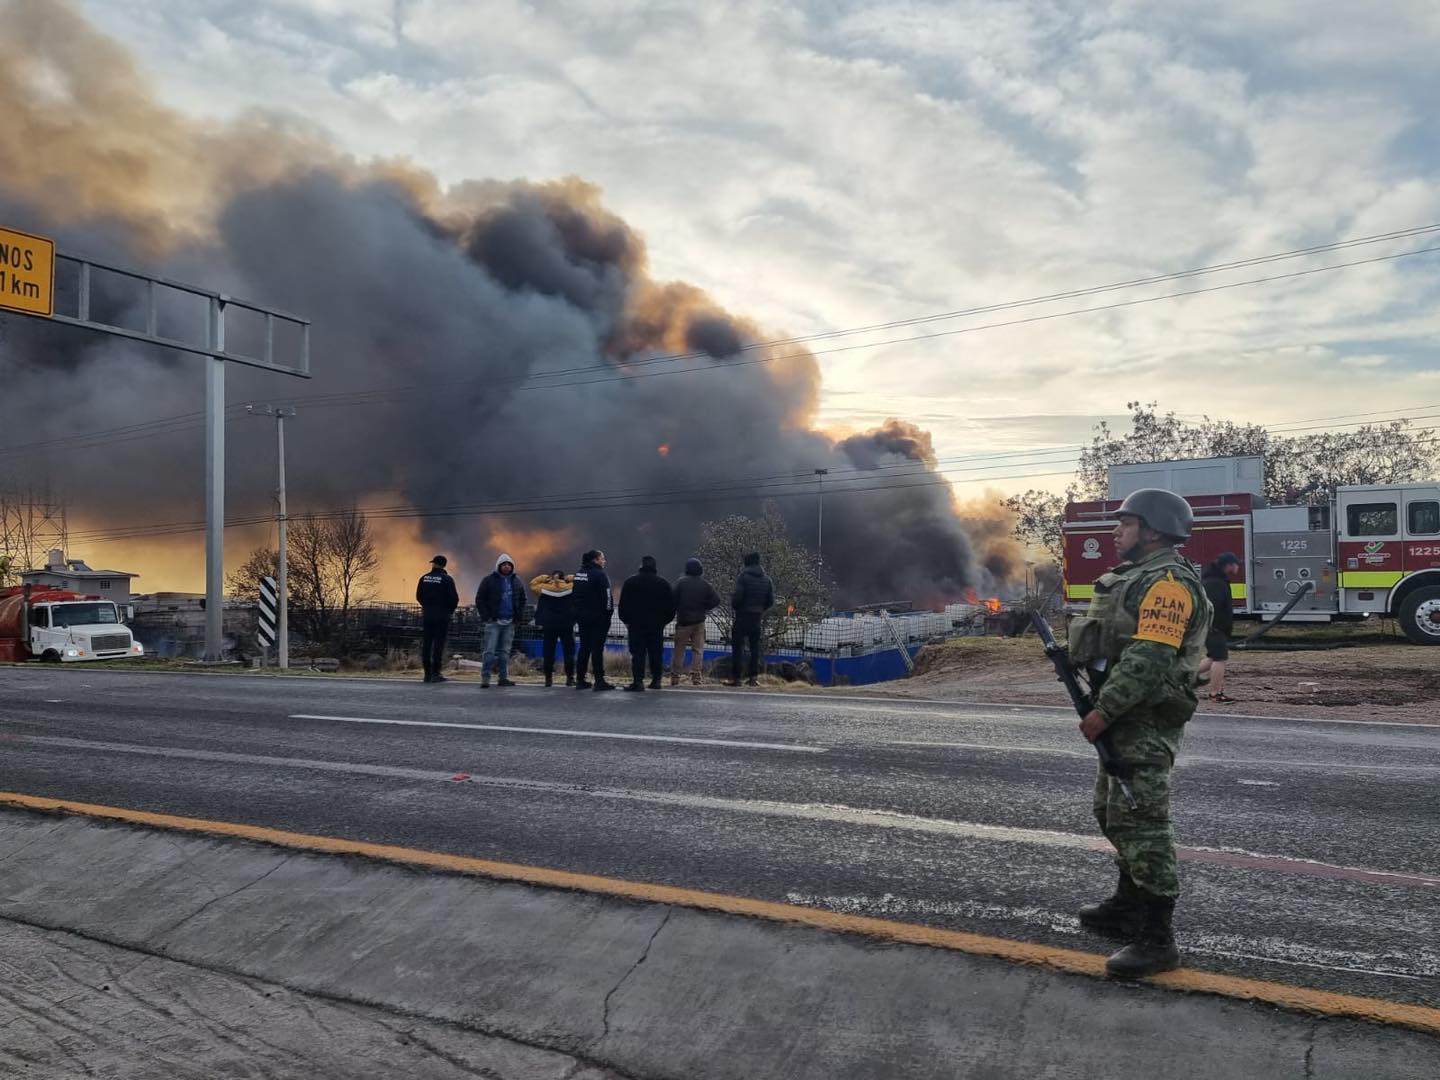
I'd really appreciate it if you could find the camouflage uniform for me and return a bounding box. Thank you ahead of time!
[1069,547,1211,899]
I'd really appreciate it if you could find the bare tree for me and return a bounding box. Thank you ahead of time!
[230,508,381,653]
[287,514,334,645]
[327,507,381,648]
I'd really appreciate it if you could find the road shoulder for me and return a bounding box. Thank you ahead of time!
[1,798,1436,1079]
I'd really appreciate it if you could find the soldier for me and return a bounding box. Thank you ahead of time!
[1068,488,1212,977]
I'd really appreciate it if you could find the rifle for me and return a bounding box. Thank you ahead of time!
[1029,611,1137,810]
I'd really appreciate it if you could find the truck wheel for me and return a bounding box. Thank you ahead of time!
[40,650,62,663]
[1398,585,1440,646]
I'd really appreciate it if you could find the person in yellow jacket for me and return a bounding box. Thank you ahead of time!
[530,571,576,687]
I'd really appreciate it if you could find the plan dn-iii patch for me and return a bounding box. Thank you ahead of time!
[1133,572,1192,648]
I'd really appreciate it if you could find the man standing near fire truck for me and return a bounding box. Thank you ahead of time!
[1068,488,1211,977]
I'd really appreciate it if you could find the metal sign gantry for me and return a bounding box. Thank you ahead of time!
[1,227,310,660]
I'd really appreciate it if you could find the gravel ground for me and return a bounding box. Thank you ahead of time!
[856,635,1440,724]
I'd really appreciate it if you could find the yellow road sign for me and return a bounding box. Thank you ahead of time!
[0,226,55,317]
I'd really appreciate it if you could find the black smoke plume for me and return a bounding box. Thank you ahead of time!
[0,1,1011,605]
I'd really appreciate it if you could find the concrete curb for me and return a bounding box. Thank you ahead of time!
[1,802,1435,1079]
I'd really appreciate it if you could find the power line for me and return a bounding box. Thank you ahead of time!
[10,222,1439,461]
[55,400,1440,548]
[64,414,1440,547]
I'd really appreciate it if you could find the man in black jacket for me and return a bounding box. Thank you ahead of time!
[729,552,775,687]
[572,549,616,691]
[475,554,527,688]
[1199,552,1240,702]
[416,555,460,683]
[619,555,676,691]
[671,557,720,686]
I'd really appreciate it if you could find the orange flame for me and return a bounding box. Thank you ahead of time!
[787,603,796,616]
[657,443,671,457]
[985,597,1002,614]
[964,587,979,605]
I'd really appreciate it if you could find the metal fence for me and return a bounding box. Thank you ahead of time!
[131,596,1024,684]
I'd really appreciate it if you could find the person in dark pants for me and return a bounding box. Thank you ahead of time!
[1199,552,1240,702]
[572,549,616,691]
[728,552,775,686]
[415,555,459,683]
[619,555,676,691]
[530,570,576,687]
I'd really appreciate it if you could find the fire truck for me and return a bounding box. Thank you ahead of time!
[1062,456,1440,646]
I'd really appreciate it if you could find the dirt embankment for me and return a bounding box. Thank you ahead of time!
[871,636,1440,724]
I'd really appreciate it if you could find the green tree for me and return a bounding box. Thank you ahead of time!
[226,547,279,603]
[1000,489,1068,564]
[697,503,830,651]
[1016,402,1439,556]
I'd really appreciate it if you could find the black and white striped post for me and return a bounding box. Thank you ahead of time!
[258,575,278,665]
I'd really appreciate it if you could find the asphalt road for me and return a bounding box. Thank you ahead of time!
[1,666,1437,1008]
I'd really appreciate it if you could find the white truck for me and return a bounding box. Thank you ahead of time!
[0,586,145,662]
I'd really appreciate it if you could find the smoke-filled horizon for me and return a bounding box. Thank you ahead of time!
[0,1,1021,606]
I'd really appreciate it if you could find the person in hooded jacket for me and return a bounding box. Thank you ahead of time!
[729,552,775,686]
[572,549,616,691]
[670,557,720,686]
[415,555,459,683]
[619,555,676,691]
[530,569,576,687]
[475,554,527,688]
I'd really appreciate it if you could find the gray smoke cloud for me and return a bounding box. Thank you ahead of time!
[0,1,1018,605]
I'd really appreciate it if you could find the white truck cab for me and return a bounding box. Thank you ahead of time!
[30,600,145,662]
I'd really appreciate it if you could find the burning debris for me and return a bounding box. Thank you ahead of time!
[0,1,1017,607]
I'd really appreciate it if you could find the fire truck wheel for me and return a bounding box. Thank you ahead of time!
[40,650,62,663]
[1397,585,1440,646]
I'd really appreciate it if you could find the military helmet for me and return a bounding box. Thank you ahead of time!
[1116,487,1193,540]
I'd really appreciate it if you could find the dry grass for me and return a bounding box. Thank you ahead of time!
[909,636,1039,679]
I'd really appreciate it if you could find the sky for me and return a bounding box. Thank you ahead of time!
[72,0,1440,501]
[9,0,1440,596]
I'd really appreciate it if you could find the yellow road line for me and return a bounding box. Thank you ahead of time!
[3,790,1438,1038]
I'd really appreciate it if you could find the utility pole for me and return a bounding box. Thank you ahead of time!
[814,468,828,568]
[248,405,295,668]
[204,299,226,661]
[0,230,310,661]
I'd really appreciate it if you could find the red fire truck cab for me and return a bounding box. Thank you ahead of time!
[1063,457,1440,645]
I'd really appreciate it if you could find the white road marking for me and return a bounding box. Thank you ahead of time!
[888,741,1440,775]
[1236,779,1281,787]
[774,694,1440,730]
[1193,948,1424,981]
[1182,755,1440,774]
[13,732,1437,888]
[288,713,825,753]
[782,893,1433,981]
[889,739,1091,759]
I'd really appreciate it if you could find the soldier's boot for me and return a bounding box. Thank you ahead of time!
[544,670,553,688]
[1104,897,1179,978]
[1077,872,1144,940]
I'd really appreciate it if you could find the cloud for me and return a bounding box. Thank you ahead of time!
[66,0,1440,485]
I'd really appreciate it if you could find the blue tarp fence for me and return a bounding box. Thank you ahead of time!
[513,639,921,687]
